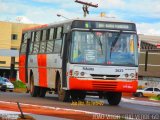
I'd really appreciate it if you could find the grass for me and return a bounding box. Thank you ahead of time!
[150,96,160,101]
[12,80,26,89]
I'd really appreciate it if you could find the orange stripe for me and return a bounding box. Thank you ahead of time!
[69,78,138,92]
[37,54,47,87]
[19,55,26,83]
[22,24,48,32]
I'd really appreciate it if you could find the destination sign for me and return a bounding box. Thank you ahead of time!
[72,20,136,31]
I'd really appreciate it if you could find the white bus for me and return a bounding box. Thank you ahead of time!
[19,18,138,105]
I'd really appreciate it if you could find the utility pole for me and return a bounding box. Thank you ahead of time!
[75,0,98,17]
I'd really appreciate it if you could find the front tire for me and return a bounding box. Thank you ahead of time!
[57,77,70,102]
[39,87,47,97]
[30,75,39,97]
[106,92,122,105]
[70,90,86,101]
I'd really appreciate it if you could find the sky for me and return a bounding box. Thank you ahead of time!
[0,0,160,36]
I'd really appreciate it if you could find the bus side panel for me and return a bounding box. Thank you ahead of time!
[28,55,39,86]
[37,54,47,87]
[47,54,57,89]
[19,55,26,83]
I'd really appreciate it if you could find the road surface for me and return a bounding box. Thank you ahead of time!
[0,92,159,116]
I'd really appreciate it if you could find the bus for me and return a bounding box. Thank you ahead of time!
[19,18,138,105]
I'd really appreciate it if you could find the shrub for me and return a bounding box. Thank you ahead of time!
[150,96,160,101]
[12,80,26,88]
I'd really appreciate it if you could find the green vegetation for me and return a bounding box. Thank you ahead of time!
[150,96,160,101]
[12,80,26,88]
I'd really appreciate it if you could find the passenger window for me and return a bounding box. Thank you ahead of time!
[35,31,41,42]
[42,30,47,41]
[46,29,50,40]
[53,39,62,53]
[31,32,35,42]
[39,42,47,53]
[29,43,33,54]
[56,27,62,39]
[32,43,40,54]
[46,40,54,53]
[23,33,28,43]
[20,43,27,53]
[49,28,54,40]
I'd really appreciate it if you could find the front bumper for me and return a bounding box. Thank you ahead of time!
[69,78,138,92]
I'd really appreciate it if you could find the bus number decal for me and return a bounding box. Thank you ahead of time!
[115,69,123,72]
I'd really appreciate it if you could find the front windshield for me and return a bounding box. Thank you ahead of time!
[70,31,138,66]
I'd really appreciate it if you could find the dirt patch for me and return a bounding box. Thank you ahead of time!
[13,88,27,93]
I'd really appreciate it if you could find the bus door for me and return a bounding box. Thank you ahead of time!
[19,32,31,83]
[61,33,70,88]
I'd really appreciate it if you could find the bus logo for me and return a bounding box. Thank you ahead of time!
[83,67,94,71]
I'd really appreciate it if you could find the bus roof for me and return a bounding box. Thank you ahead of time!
[23,17,135,32]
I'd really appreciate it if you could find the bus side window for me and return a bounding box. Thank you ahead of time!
[29,43,33,54]
[20,43,27,54]
[39,30,47,53]
[46,29,50,40]
[31,32,35,42]
[29,32,35,54]
[32,31,41,54]
[49,28,54,40]
[32,42,40,54]
[20,33,27,54]
[35,31,41,42]
[46,40,54,53]
[56,27,63,39]
[39,41,47,53]
[42,30,47,41]
[53,39,62,53]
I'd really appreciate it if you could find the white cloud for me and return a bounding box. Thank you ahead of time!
[1,0,160,36]
[14,16,33,23]
[137,23,160,36]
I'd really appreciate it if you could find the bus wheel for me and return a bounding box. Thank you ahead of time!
[98,92,104,99]
[107,92,122,105]
[57,78,70,102]
[70,91,86,101]
[39,87,47,97]
[30,75,39,97]
[70,90,79,101]
[78,91,86,100]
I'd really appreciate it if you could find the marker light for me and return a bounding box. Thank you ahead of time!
[74,71,79,76]
[80,72,85,76]
[130,73,135,78]
[125,73,129,78]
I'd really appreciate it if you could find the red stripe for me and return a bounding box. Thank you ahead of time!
[19,55,26,83]
[69,78,138,92]
[37,54,47,87]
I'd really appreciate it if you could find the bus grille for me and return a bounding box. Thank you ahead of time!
[90,74,120,80]
[92,81,117,91]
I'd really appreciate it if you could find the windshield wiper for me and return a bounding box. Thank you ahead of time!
[91,32,103,55]
[110,30,123,57]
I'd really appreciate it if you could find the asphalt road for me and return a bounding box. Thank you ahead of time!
[0,91,160,115]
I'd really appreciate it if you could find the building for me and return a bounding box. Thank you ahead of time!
[138,34,160,88]
[0,21,38,79]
